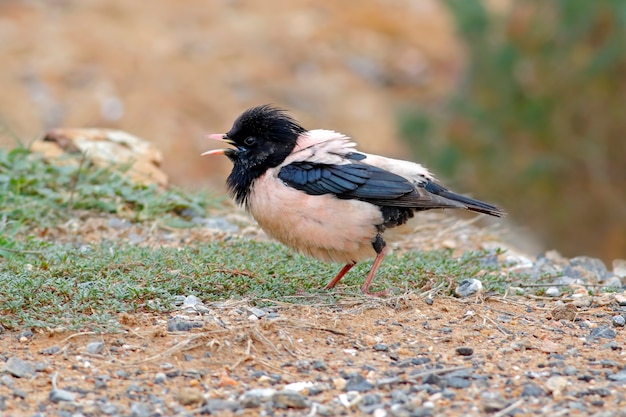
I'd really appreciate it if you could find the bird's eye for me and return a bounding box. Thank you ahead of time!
[244,136,257,146]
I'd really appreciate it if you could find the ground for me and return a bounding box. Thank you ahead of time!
[1,214,625,417]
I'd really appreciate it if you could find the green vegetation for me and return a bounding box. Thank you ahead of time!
[0,146,510,330]
[399,0,626,261]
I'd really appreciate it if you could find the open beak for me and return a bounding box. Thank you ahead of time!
[201,133,236,156]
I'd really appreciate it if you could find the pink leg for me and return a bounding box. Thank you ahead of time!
[360,246,388,297]
[324,262,356,290]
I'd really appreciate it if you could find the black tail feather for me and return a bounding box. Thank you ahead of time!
[423,181,505,217]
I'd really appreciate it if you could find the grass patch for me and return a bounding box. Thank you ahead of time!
[0,147,221,234]
[0,237,510,331]
[0,146,515,331]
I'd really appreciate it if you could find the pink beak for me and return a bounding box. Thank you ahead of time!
[201,133,232,156]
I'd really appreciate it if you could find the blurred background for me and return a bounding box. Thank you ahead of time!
[0,0,624,262]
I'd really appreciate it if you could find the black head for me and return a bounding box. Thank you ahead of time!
[221,105,306,206]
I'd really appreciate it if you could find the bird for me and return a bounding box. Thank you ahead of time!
[203,105,505,296]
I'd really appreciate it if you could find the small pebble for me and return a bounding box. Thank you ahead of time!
[344,375,374,392]
[521,383,545,397]
[480,391,507,412]
[41,346,60,355]
[545,286,561,297]
[176,387,204,406]
[455,279,483,298]
[240,388,276,408]
[3,357,35,378]
[615,294,626,306]
[85,341,105,354]
[588,326,616,341]
[424,297,434,305]
[272,390,308,409]
[167,317,203,332]
[129,402,154,417]
[455,347,474,356]
[154,372,167,384]
[546,376,568,397]
[551,303,578,321]
[607,370,626,382]
[373,343,389,352]
[611,315,625,327]
[49,389,77,403]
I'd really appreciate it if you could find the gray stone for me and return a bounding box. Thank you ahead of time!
[569,256,609,281]
[480,392,507,412]
[272,390,308,409]
[154,372,167,384]
[521,383,546,397]
[455,347,473,356]
[49,389,77,403]
[373,343,389,352]
[611,315,625,327]
[445,377,471,389]
[240,388,276,408]
[3,357,35,378]
[167,317,203,332]
[612,259,626,278]
[545,287,561,297]
[0,374,14,388]
[130,402,154,417]
[345,375,375,392]
[202,399,241,413]
[41,346,60,355]
[85,341,105,354]
[588,326,617,341]
[608,370,626,381]
[455,279,483,297]
[602,276,622,288]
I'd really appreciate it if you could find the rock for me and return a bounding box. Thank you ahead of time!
[176,387,205,406]
[182,295,202,308]
[373,343,389,352]
[612,259,626,278]
[608,370,626,382]
[588,326,616,341]
[154,372,167,384]
[521,383,546,397]
[572,296,592,308]
[202,399,241,413]
[445,377,471,389]
[130,402,154,417]
[545,287,561,297]
[3,357,35,378]
[0,374,14,388]
[272,390,309,409]
[611,315,625,327]
[167,317,203,332]
[312,359,328,371]
[49,389,77,403]
[85,341,105,354]
[240,388,276,408]
[455,279,483,297]
[480,391,507,412]
[455,347,473,356]
[41,346,60,355]
[569,256,610,281]
[345,375,375,392]
[615,294,626,306]
[602,276,622,288]
[546,376,568,398]
[32,128,168,187]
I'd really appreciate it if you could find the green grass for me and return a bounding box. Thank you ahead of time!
[0,146,514,331]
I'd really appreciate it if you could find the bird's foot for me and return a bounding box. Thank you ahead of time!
[361,286,389,297]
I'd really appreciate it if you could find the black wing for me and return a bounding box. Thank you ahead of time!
[277,161,464,210]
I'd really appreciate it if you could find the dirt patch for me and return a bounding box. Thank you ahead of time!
[1,291,625,416]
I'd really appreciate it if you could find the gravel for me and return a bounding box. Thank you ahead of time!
[2,245,626,416]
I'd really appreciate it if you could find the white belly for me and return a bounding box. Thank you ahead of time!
[247,171,384,264]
